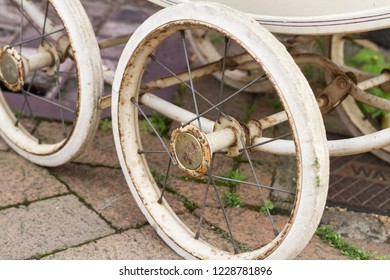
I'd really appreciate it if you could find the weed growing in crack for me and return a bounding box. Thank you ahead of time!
[316,226,371,260]
[99,118,112,132]
[217,169,246,208]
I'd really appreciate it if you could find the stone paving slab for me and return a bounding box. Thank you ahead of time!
[320,207,389,243]
[296,235,349,260]
[42,222,348,260]
[0,151,68,208]
[344,237,390,258]
[73,129,120,168]
[44,225,350,260]
[44,226,180,260]
[51,163,145,230]
[0,195,114,259]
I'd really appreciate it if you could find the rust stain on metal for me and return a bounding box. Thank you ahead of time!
[170,125,211,177]
[214,116,246,157]
[0,46,25,92]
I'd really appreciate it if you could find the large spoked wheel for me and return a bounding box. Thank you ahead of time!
[330,33,390,163]
[113,3,329,259]
[0,0,103,166]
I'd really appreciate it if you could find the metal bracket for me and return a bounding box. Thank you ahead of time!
[317,74,352,114]
[293,53,355,115]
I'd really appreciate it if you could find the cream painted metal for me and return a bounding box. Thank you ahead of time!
[112,2,329,259]
[140,90,390,157]
[252,129,390,157]
[149,0,390,34]
[0,0,103,166]
[330,34,390,163]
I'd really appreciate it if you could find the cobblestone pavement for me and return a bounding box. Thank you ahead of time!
[0,0,389,260]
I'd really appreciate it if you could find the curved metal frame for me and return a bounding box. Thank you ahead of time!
[148,0,390,34]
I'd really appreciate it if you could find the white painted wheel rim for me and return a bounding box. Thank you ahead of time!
[113,2,329,259]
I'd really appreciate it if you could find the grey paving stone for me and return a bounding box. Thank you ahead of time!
[42,212,349,260]
[344,237,390,259]
[44,226,180,260]
[73,128,120,168]
[0,152,68,208]
[51,163,146,229]
[0,195,114,259]
[296,235,349,260]
[320,207,388,242]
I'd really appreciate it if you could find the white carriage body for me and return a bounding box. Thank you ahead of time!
[148,0,390,34]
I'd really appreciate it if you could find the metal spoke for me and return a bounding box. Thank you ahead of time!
[194,155,215,240]
[212,175,295,195]
[158,158,173,204]
[240,136,279,236]
[205,160,239,254]
[15,43,36,126]
[41,1,50,44]
[55,63,67,138]
[21,90,75,113]
[149,54,228,119]
[16,65,37,127]
[131,97,177,165]
[181,30,202,131]
[217,37,229,122]
[182,73,266,127]
[17,89,44,142]
[19,60,39,119]
[18,0,24,54]
[10,0,50,36]
[15,89,33,125]
[10,28,65,48]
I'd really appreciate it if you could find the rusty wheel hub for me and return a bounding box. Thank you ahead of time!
[0,46,25,92]
[170,125,211,177]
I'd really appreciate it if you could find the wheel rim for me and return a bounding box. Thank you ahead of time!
[113,3,329,259]
[0,0,102,165]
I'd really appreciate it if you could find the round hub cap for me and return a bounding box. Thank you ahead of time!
[0,47,24,92]
[174,132,203,170]
[0,52,19,84]
[170,125,211,177]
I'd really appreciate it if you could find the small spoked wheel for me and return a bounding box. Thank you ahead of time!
[330,33,390,163]
[112,2,329,259]
[0,0,103,166]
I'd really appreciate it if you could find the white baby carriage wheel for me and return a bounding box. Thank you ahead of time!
[112,2,329,259]
[0,0,103,166]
